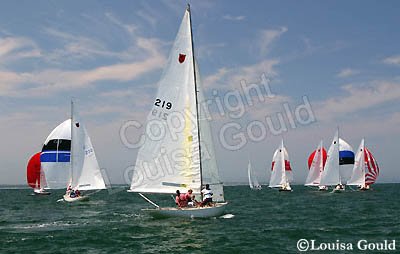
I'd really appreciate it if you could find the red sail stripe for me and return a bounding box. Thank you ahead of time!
[307,148,327,169]
[364,148,379,185]
[271,160,292,171]
[285,160,292,171]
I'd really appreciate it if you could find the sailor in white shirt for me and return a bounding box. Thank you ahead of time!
[201,184,213,206]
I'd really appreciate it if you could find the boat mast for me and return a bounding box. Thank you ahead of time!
[337,126,341,185]
[281,138,286,186]
[188,4,204,191]
[70,99,74,188]
[362,137,365,186]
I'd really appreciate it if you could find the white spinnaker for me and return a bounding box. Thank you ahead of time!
[305,141,324,186]
[41,119,71,189]
[71,102,106,191]
[347,139,365,186]
[130,9,202,195]
[320,131,340,186]
[338,138,354,182]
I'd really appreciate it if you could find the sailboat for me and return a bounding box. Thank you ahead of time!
[62,100,107,202]
[27,152,50,195]
[320,129,354,193]
[26,118,72,194]
[347,139,380,190]
[269,139,293,192]
[305,141,328,191]
[128,5,227,218]
[248,161,262,190]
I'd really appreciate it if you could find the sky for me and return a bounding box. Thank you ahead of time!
[1,0,399,185]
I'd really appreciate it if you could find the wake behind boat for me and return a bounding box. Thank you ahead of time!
[128,5,227,218]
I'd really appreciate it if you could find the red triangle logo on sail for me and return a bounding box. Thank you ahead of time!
[178,54,186,63]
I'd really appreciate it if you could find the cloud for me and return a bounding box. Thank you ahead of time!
[336,68,359,78]
[0,36,41,63]
[383,55,400,66]
[259,27,288,55]
[0,53,164,97]
[0,29,166,97]
[203,59,279,90]
[315,79,400,122]
[222,15,246,21]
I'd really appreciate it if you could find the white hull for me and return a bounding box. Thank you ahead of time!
[332,185,345,193]
[143,202,228,219]
[33,189,51,195]
[63,194,89,202]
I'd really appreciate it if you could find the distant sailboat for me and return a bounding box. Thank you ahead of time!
[248,161,262,190]
[269,139,293,192]
[128,5,227,218]
[347,139,380,190]
[63,100,107,202]
[320,129,354,192]
[305,140,327,191]
[27,152,50,195]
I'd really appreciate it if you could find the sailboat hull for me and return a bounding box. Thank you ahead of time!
[63,194,89,202]
[33,190,51,195]
[143,202,228,219]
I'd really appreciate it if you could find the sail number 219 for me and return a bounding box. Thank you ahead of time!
[154,98,172,110]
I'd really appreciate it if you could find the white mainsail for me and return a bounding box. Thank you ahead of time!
[41,119,71,189]
[305,140,324,186]
[196,63,224,201]
[320,131,340,186]
[248,161,261,189]
[70,101,106,191]
[347,139,365,186]
[269,140,291,188]
[248,161,254,189]
[130,7,224,201]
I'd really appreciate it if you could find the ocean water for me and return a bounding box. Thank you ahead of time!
[0,184,399,253]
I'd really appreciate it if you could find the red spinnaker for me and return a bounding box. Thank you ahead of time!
[27,152,41,188]
[365,148,379,185]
